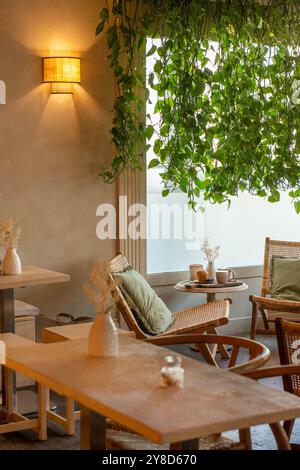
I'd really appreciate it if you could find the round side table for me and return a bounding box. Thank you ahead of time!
[174,281,249,356]
[174,281,248,303]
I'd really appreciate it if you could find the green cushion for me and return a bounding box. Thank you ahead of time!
[115,269,174,335]
[271,256,300,301]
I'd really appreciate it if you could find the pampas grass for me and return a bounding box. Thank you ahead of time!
[0,217,21,249]
[85,261,120,314]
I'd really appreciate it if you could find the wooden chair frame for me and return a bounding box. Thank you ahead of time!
[250,238,300,339]
[146,333,271,373]
[0,368,47,440]
[243,364,300,450]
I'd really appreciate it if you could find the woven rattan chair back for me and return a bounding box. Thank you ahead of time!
[109,253,149,339]
[275,318,300,396]
[262,238,300,297]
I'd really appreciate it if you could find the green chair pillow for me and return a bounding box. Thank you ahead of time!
[271,256,300,301]
[115,269,174,335]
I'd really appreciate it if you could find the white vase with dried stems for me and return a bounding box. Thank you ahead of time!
[0,218,22,275]
[85,261,119,358]
[200,238,220,282]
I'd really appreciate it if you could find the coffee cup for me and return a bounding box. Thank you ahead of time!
[216,269,236,284]
[189,264,203,281]
[196,269,209,283]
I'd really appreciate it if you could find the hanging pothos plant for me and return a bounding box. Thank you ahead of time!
[96,0,300,211]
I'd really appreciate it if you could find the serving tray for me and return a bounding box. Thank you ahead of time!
[184,280,243,288]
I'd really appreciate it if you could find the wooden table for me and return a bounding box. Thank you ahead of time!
[0,266,70,334]
[174,281,248,303]
[3,334,300,450]
[0,266,70,406]
[42,322,135,343]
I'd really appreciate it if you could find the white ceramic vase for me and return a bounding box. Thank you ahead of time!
[88,311,119,358]
[206,261,216,281]
[3,248,22,275]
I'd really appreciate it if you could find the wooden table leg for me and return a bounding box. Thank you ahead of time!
[170,439,199,450]
[269,422,291,450]
[0,289,15,407]
[207,293,216,303]
[80,406,106,450]
[0,289,15,333]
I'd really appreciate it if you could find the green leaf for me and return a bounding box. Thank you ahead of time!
[153,139,163,155]
[146,45,157,57]
[294,201,300,214]
[148,159,160,169]
[96,21,105,36]
[144,125,154,140]
[162,189,170,197]
[96,8,108,36]
[154,60,162,74]
[100,7,108,21]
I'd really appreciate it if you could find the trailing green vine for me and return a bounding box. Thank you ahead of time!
[97,1,300,211]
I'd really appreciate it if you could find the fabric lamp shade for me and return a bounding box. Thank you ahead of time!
[43,57,81,94]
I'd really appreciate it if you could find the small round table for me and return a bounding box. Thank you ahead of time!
[174,281,248,303]
[174,281,248,356]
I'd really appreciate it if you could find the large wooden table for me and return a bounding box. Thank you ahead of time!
[3,333,300,450]
[0,266,70,334]
[0,266,70,406]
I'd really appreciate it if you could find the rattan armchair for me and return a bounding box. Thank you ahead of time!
[250,238,300,339]
[275,318,300,445]
[243,364,300,450]
[110,254,230,339]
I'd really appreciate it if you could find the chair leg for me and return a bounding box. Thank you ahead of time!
[66,398,76,436]
[196,343,218,367]
[209,327,230,359]
[38,384,48,441]
[250,301,258,340]
[4,367,14,418]
[283,419,295,439]
[260,307,269,330]
[239,428,252,450]
[269,422,291,450]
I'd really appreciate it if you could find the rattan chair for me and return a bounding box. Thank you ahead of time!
[110,254,230,339]
[105,334,270,450]
[250,238,300,339]
[243,364,300,450]
[275,318,300,446]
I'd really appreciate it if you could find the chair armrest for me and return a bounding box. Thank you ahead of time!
[250,295,300,314]
[241,365,300,381]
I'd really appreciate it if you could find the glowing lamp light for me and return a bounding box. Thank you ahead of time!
[43,57,81,94]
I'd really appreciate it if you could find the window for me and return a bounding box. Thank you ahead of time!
[146,39,300,275]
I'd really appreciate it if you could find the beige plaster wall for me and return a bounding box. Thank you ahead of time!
[0,0,116,320]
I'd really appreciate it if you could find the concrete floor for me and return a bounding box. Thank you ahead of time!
[0,316,299,450]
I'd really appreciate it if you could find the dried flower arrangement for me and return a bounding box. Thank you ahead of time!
[200,238,220,263]
[85,261,119,314]
[0,217,21,249]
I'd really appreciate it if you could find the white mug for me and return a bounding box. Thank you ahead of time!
[216,269,236,284]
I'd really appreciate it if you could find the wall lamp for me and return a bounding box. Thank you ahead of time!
[43,57,81,94]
